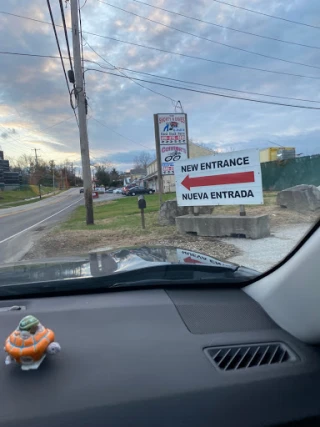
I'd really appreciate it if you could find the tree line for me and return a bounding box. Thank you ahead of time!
[10,154,83,188]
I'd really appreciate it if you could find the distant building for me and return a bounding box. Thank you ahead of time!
[0,151,21,190]
[122,168,147,187]
[260,147,295,163]
[145,142,214,193]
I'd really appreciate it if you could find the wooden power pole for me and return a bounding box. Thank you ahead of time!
[70,0,94,224]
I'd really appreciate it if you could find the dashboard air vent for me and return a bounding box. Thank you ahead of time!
[205,343,297,371]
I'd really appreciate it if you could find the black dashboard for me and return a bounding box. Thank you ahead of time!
[1,288,320,427]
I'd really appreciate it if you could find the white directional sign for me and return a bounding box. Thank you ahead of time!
[175,149,263,206]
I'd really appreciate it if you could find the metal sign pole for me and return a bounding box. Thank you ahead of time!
[154,114,163,205]
[240,205,246,216]
[141,208,145,229]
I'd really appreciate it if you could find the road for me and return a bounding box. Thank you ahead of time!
[0,189,122,265]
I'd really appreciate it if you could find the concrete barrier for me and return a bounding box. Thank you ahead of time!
[175,214,270,239]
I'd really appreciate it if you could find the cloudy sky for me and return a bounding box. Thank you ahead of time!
[0,0,320,172]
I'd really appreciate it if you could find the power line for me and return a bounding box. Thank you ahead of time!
[0,51,70,60]
[2,49,320,104]
[80,0,89,9]
[58,0,74,70]
[84,37,177,103]
[86,61,320,104]
[129,0,320,51]
[46,1,79,127]
[78,0,87,95]
[1,10,320,80]
[97,0,320,71]
[46,0,71,94]
[86,68,320,110]
[212,0,320,30]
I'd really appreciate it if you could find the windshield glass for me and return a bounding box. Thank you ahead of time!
[0,0,319,292]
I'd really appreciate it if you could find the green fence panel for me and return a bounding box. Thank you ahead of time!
[261,155,320,191]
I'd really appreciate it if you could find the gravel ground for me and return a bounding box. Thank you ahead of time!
[221,223,313,272]
[24,231,238,262]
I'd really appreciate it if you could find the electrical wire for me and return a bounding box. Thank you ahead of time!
[2,48,320,104]
[212,0,320,30]
[84,37,177,103]
[3,49,320,104]
[80,0,89,9]
[46,0,71,94]
[58,0,73,70]
[85,61,320,104]
[86,68,320,110]
[47,1,79,127]
[129,0,320,51]
[3,49,320,106]
[78,0,88,102]
[96,0,320,71]
[1,10,320,81]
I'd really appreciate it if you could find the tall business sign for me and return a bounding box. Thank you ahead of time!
[154,113,189,177]
[175,149,263,206]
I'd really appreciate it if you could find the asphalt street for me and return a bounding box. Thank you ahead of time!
[0,189,122,264]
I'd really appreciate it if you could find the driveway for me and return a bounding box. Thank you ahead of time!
[222,223,313,272]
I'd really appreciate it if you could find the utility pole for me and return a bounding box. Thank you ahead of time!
[70,0,94,224]
[32,148,41,200]
[52,168,55,194]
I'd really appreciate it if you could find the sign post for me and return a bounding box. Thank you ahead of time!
[175,149,263,207]
[239,204,246,216]
[154,113,189,204]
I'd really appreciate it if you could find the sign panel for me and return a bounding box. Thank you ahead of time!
[156,113,188,175]
[175,149,263,206]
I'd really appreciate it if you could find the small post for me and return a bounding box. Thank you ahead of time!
[141,208,145,229]
[240,204,246,216]
[138,195,147,229]
[193,206,200,216]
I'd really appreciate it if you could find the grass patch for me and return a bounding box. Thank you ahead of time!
[62,191,278,233]
[212,191,277,215]
[0,185,63,207]
[62,193,175,232]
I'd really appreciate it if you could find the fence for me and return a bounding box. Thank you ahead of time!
[261,155,320,191]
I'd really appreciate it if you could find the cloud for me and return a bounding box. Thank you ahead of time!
[0,0,320,170]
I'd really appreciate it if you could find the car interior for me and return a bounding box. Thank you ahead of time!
[0,220,319,427]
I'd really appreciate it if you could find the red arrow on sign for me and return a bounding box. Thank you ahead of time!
[183,256,203,264]
[181,171,255,191]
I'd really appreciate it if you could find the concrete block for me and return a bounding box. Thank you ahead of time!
[175,214,270,239]
[276,184,320,212]
[159,199,213,226]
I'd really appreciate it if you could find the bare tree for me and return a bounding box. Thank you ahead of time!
[133,152,154,170]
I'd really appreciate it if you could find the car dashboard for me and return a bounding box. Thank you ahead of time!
[0,287,320,427]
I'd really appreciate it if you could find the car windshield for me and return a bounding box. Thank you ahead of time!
[0,0,319,293]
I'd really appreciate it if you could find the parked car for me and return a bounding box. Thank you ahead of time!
[122,184,136,195]
[113,188,123,194]
[79,188,84,194]
[126,186,155,196]
[106,187,115,193]
[95,187,106,194]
